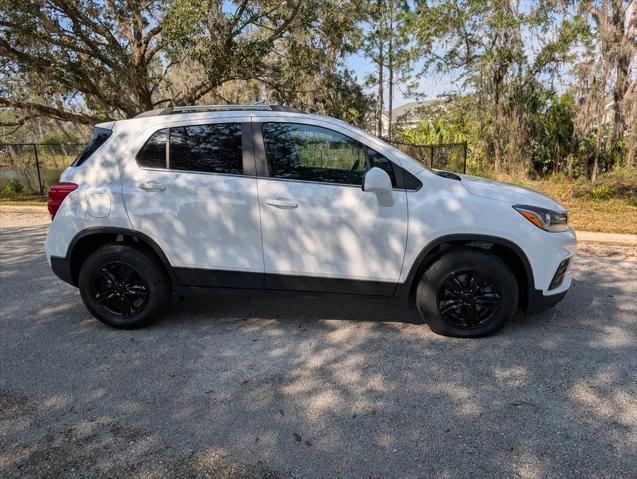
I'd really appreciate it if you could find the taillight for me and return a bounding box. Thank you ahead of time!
[48,182,78,218]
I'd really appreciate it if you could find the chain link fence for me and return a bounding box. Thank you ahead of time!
[385,140,468,174]
[0,140,469,196]
[0,143,84,195]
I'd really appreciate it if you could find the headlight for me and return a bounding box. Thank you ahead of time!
[513,204,568,232]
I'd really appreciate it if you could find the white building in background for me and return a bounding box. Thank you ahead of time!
[379,99,445,136]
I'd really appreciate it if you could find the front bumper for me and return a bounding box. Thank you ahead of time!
[513,226,575,315]
[526,288,569,316]
[515,227,576,293]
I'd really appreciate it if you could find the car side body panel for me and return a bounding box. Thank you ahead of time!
[45,109,576,320]
[251,116,409,287]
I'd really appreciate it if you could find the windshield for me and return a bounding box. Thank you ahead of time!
[71,127,112,166]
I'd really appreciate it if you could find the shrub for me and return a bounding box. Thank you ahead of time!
[1,178,24,194]
[589,184,610,201]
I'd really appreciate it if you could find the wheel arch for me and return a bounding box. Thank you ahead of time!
[398,234,536,313]
[65,227,177,290]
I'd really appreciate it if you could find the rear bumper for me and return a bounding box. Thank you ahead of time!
[526,288,569,316]
[50,255,75,286]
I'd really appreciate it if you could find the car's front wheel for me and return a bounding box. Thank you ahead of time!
[78,244,170,329]
[416,249,518,337]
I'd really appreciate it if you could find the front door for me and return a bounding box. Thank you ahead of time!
[121,119,264,288]
[255,120,408,295]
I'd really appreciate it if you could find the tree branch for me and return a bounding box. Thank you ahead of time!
[0,98,109,124]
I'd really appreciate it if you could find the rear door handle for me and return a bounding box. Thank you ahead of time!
[266,198,298,209]
[138,181,166,192]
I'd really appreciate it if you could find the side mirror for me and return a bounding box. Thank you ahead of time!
[362,167,393,194]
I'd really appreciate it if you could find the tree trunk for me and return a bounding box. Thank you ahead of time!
[377,45,384,138]
[592,131,601,181]
[388,40,393,140]
[493,72,504,174]
[387,1,394,141]
[609,0,630,147]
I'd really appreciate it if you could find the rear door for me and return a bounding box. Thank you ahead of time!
[121,118,264,288]
[254,119,409,295]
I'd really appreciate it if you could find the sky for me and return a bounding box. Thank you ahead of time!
[346,51,456,108]
[344,0,585,110]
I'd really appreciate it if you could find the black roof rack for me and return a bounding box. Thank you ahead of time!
[134,104,305,118]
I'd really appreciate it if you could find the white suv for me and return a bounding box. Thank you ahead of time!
[45,105,576,337]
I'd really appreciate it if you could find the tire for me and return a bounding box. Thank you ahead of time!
[416,249,518,338]
[78,244,170,329]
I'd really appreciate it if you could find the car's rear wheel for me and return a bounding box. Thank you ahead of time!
[416,249,518,337]
[79,244,170,329]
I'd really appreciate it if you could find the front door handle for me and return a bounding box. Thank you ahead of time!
[266,198,298,209]
[138,181,166,192]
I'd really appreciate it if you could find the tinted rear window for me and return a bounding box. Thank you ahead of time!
[169,123,243,174]
[71,127,112,166]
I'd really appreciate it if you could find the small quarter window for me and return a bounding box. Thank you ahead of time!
[366,148,398,187]
[72,127,112,167]
[137,129,167,169]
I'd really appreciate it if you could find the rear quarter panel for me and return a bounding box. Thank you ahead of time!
[45,123,133,260]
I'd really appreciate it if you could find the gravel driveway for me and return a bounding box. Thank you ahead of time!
[1,211,636,479]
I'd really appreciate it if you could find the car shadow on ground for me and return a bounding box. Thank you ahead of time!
[1,223,635,478]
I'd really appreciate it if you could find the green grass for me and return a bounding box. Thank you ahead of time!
[498,171,637,234]
[0,194,47,206]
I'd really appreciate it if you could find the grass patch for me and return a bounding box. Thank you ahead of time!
[498,171,637,234]
[0,194,47,206]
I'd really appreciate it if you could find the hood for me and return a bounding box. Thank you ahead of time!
[459,175,565,212]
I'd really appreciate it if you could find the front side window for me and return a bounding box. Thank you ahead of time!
[262,123,367,185]
[169,123,242,174]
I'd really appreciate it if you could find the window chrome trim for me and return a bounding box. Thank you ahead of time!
[136,166,255,179]
[255,175,407,191]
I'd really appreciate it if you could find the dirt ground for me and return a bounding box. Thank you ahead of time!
[1,210,636,478]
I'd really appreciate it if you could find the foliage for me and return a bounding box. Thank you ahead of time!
[0,0,634,182]
[362,0,418,137]
[0,0,369,126]
[40,133,79,145]
[588,184,610,200]
[397,117,464,145]
[1,178,24,194]
[530,93,576,175]
[573,0,637,178]
[410,0,590,173]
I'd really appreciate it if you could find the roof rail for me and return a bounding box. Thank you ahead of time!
[133,104,305,118]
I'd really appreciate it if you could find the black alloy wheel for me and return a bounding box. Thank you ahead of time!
[416,248,518,338]
[91,262,149,317]
[79,244,170,329]
[436,270,501,329]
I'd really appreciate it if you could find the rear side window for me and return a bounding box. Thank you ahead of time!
[136,124,243,174]
[71,127,112,166]
[137,129,167,169]
[169,123,242,174]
